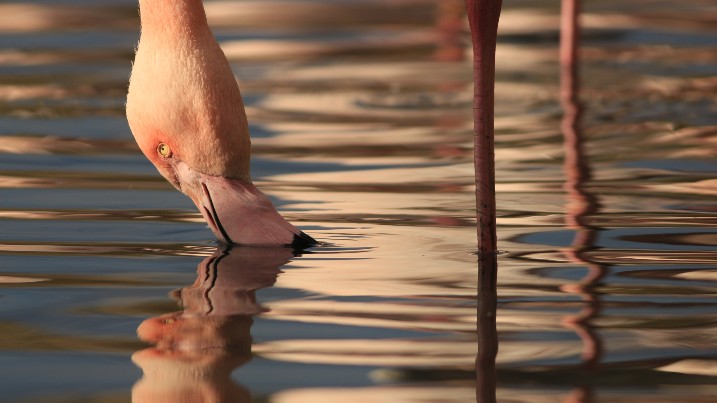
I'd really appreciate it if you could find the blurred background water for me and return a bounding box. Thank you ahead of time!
[0,0,716,401]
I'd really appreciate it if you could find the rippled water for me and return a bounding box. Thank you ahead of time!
[1,0,717,401]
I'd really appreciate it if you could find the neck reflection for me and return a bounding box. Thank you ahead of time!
[132,246,294,403]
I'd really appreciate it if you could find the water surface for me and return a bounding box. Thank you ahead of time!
[1,0,716,401]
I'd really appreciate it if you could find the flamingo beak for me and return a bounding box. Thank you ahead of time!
[172,161,316,248]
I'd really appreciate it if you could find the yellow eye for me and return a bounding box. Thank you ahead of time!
[157,143,172,158]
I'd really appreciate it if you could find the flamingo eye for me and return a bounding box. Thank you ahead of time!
[157,143,172,158]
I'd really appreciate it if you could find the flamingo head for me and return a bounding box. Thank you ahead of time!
[127,123,315,248]
[126,0,315,248]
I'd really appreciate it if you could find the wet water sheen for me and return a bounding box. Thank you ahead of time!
[1,0,717,402]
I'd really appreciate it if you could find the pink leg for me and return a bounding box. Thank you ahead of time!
[560,0,580,105]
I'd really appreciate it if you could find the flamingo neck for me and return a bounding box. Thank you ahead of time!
[131,0,253,183]
[138,0,210,37]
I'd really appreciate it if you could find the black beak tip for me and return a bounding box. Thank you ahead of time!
[290,231,318,252]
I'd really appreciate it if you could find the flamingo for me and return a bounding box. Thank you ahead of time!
[126,0,316,248]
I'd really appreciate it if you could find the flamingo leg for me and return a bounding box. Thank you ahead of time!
[464,1,503,402]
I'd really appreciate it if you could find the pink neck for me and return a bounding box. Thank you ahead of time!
[138,0,210,36]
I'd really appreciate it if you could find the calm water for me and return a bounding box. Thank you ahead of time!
[1,0,717,402]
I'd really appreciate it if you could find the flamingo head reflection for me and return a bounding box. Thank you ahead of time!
[132,246,294,403]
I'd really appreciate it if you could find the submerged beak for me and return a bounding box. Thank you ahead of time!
[173,161,316,248]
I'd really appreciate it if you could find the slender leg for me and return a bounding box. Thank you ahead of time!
[464,1,502,402]
[465,0,501,283]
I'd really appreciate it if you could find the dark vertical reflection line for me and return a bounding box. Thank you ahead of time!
[559,0,607,401]
[476,285,498,403]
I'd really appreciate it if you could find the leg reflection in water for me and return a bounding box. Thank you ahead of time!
[132,246,294,403]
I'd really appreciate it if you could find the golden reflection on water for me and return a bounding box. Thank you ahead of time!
[0,0,717,402]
